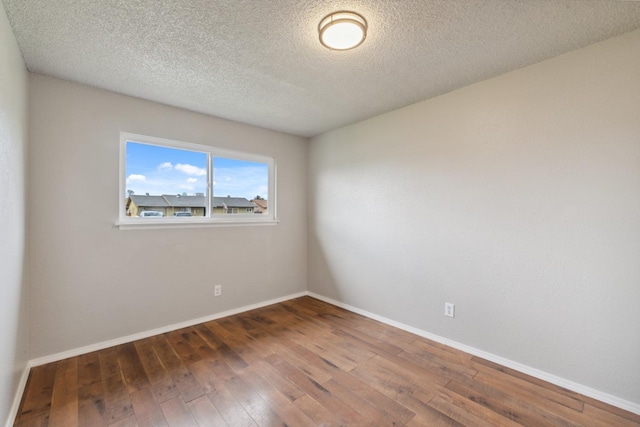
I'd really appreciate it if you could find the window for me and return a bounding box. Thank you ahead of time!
[119,133,276,227]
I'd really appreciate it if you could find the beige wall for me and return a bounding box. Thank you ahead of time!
[308,30,640,404]
[0,2,30,423]
[28,74,308,358]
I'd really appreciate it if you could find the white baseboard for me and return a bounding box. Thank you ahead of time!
[29,291,307,367]
[308,292,640,416]
[5,362,31,427]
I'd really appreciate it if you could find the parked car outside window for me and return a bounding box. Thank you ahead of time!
[139,211,164,217]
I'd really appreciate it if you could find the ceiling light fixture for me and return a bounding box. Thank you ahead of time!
[318,11,367,51]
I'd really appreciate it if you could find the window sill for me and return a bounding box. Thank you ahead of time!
[115,218,279,230]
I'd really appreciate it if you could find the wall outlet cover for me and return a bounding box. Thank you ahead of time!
[445,302,455,318]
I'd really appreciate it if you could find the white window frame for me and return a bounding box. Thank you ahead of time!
[117,132,277,229]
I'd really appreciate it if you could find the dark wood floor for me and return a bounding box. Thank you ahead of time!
[14,297,640,426]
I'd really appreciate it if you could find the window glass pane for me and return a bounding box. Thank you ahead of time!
[125,141,208,217]
[212,157,268,216]
[120,133,275,225]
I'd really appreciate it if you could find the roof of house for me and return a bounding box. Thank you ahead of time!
[128,194,254,209]
[129,195,170,207]
[163,195,205,207]
[213,197,255,209]
[251,199,268,210]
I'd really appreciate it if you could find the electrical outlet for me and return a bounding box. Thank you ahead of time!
[444,303,455,318]
[214,285,222,297]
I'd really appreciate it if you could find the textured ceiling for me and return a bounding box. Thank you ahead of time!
[4,1,640,137]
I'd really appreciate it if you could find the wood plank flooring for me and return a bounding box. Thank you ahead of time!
[14,296,640,426]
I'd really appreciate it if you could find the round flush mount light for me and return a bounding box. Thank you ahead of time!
[318,11,367,51]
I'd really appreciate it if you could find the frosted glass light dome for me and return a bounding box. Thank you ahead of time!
[319,11,367,51]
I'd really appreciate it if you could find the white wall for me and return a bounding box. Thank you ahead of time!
[28,74,308,358]
[308,30,640,404]
[0,1,29,423]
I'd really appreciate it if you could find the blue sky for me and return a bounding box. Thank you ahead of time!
[125,142,268,200]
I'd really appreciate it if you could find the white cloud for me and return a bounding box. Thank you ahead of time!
[186,177,197,183]
[157,162,173,170]
[175,163,207,176]
[126,174,146,183]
